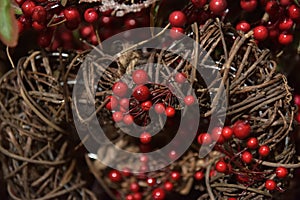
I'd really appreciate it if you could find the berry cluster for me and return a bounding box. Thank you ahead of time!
[196,120,290,194]
[16,0,150,49]
[105,69,196,146]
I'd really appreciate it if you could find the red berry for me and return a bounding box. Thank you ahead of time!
[294,95,300,106]
[278,32,293,45]
[169,11,187,27]
[100,16,115,26]
[164,181,173,191]
[32,6,46,23]
[125,18,137,29]
[215,160,227,173]
[276,166,288,178]
[108,170,122,182]
[165,106,176,117]
[194,171,204,180]
[241,151,253,164]
[268,28,279,39]
[265,179,276,190]
[15,0,25,6]
[247,137,258,149]
[37,31,52,48]
[168,150,178,160]
[154,103,166,114]
[265,1,279,15]
[228,198,237,200]
[132,69,148,85]
[123,115,134,125]
[152,188,165,200]
[80,25,94,38]
[236,21,251,33]
[113,111,123,122]
[170,27,184,40]
[84,8,99,23]
[130,182,140,192]
[175,72,187,83]
[240,0,257,12]
[133,193,142,200]
[113,82,128,97]
[288,5,300,21]
[191,0,207,8]
[197,133,212,145]
[140,132,152,144]
[106,96,118,110]
[147,178,156,186]
[280,0,291,6]
[170,171,181,181]
[17,20,24,33]
[141,101,152,111]
[184,95,196,106]
[222,126,233,140]
[21,1,36,17]
[133,85,150,101]
[211,127,225,144]
[232,120,251,140]
[32,21,45,31]
[140,155,148,163]
[209,0,227,15]
[253,26,268,41]
[126,194,134,200]
[63,7,81,23]
[258,145,270,157]
[119,98,130,109]
[121,167,131,177]
[279,18,294,31]
[296,113,300,123]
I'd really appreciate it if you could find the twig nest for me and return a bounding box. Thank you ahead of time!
[0,51,96,200]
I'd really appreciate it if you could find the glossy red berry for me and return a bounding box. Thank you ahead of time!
[247,137,258,149]
[84,8,99,23]
[227,198,237,200]
[215,160,227,173]
[32,6,46,23]
[37,31,52,48]
[126,194,134,200]
[211,127,225,144]
[288,5,300,21]
[113,82,128,97]
[241,151,253,164]
[21,1,36,17]
[32,21,45,31]
[276,166,288,178]
[125,18,137,29]
[232,120,251,140]
[133,193,142,200]
[240,0,257,12]
[154,103,165,114]
[197,133,212,145]
[121,167,131,177]
[63,7,81,22]
[259,145,270,157]
[294,95,300,106]
[168,150,178,160]
[253,26,268,41]
[108,170,122,182]
[194,171,204,180]
[15,0,25,6]
[106,96,118,110]
[222,126,233,140]
[165,106,176,117]
[170,27,184,40]
[141,101,152,111]
[265,179,276,190]
[113,111,123,122]
[147,178,156,186]
[169,11,187,27]
[236,21,251,33]
[265,1,279,15]
[280,0,291,6]
[191,0,207,8]
[279,18,294,31]
[175,72,187,83]
[164,181,173,191]
[140,155,148,163]
[278,32,293,45]
[123,115,134,125]
[140,132,152,144]
[152,188,165,200]
[184,95,196,106]
[133,85,150,101]
[209,0,227,15]
[132,69,148,85]
[119,98,130,109]
[130,182,140,192]
[170,171,181,181]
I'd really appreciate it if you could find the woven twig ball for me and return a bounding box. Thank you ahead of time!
[0,51,96,200]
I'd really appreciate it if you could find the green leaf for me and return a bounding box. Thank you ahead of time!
[0,0,18,47]
[295,0,300,7]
